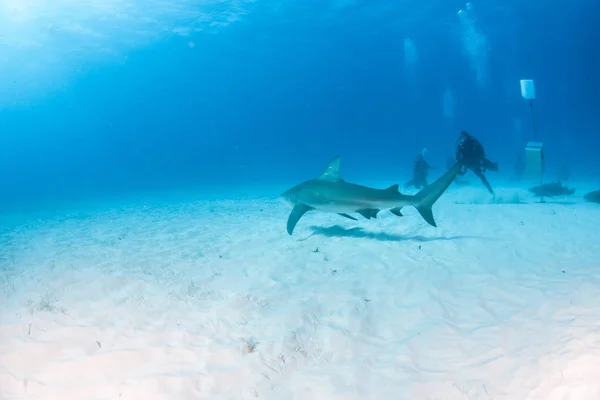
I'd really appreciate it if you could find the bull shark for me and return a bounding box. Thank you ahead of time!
[280,156,463,235]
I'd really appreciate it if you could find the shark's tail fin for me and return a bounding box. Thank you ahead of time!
[411,161,462,227]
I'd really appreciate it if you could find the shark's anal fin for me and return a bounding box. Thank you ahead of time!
[356,208,380,219]
[390,207,404,217]
[287,204,313,235]
[338,213,358,221]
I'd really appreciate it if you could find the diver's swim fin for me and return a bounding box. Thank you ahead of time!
[474,170,494,195]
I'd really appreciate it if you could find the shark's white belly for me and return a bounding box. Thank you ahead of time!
[303,196,395,214]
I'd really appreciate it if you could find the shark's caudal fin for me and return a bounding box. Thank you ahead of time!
[412,161,462,227]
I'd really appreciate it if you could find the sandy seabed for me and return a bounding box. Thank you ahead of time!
[1,184,600,400]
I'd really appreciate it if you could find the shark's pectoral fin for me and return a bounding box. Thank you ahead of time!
[287,204,314,235]
[356,208,380,219]
[338,213,358,221]
[390,207,404,217]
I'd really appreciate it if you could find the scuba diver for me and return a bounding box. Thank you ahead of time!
[405,148,433,190]
[455,130,498,195]
[513,153,525,182]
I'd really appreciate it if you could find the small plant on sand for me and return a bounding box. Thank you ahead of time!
[241,337,260,354]
[27,293,67,315]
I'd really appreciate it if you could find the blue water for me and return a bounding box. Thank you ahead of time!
[0,0,599,213]
[2,3,600,397]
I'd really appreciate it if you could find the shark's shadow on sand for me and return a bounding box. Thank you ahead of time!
[302,225,485,242]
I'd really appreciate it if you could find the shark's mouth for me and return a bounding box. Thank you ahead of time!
[279,196,294,208]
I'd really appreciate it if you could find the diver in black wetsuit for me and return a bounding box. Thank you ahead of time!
[455,130,498,195]
[514,153,525,182]
[405,150,432,189]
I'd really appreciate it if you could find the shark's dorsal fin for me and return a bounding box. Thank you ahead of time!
[318,156,342,181]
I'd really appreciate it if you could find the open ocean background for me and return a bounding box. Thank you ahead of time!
[1,0,598,212]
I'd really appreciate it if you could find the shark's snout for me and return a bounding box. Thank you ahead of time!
[279,190,295,208]
[280,185,306,208]
[279,196,292,207]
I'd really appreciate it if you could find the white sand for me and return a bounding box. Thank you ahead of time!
[1,183,600,400]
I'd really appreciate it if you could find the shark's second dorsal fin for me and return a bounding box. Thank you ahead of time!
[318,156,342,181]
[385,184,400,193]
